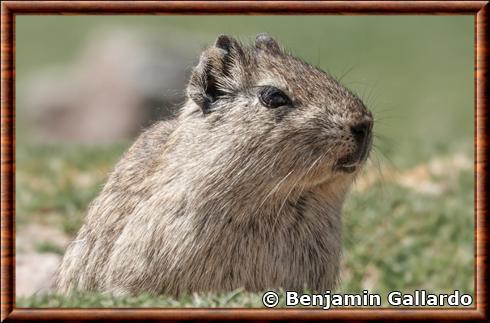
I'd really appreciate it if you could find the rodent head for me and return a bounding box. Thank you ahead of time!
[182,33,373,192]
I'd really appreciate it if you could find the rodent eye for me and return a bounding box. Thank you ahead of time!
[258,86,292,109]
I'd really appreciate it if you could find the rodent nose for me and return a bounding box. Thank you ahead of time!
[350,119,372,144]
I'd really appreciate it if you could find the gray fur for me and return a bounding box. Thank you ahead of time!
[57,34,373,296]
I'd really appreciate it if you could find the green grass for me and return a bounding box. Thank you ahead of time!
[34,241,65,255]
[17,289,271,308]
[16,143,128,235]
[15,15,474,307]
[341,168,474,296]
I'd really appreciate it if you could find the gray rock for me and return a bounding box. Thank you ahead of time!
[22,27,199,144]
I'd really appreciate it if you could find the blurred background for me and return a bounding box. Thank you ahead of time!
[16,16,474,306]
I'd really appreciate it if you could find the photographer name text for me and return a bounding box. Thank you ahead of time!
[261,290,473,309]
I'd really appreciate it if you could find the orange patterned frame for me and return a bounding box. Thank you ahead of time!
[1,1,487,321]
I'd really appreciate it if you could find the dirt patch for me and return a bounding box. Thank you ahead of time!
[16,223,70,253]
[16,223,70,297]
[354,153,472,194]
[16,253,61,297]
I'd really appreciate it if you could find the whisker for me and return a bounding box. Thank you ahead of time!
[256,169,295,210]
[271,152,327,232]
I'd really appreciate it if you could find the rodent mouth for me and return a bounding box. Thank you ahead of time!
[334,163,358,173]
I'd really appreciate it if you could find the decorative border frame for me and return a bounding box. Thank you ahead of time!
[1,1,487,321]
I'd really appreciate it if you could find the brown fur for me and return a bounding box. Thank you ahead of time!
[57,34,373,296]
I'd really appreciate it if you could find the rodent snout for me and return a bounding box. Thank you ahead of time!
[350,118,373,162]
[335,118,373,173]
[350,119,373,148]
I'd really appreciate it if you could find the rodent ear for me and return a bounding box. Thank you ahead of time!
[187,35,246,114]
[214,35,241,53]
[255,33,281,53]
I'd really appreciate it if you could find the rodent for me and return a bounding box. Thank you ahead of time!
[57,33,373,296]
